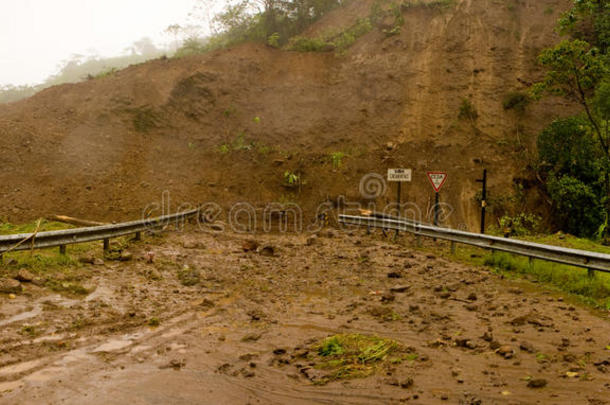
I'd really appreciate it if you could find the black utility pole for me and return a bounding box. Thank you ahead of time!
[476,169,487,234]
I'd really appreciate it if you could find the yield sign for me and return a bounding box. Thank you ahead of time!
[427,172,447,192]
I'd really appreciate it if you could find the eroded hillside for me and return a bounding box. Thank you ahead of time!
[0,0,576,228]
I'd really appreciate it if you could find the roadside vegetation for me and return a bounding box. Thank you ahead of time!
[531,0,609,239]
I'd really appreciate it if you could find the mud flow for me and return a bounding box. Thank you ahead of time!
[0,226,609,404]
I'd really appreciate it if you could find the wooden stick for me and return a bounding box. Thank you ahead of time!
[49,215,106,227]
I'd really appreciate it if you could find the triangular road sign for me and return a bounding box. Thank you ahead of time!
[427,172,447,192]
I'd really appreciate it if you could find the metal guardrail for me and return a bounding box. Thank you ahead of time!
[0,209,199,255]
[339,214,610,274]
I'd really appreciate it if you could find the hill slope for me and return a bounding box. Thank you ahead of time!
[0,0,575,229]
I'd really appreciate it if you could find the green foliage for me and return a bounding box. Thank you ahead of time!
[267,32,281,48]
[484,251,610,308]
[284,170,300,185]
[330,151,346,168]
[502,92,530,114]
[498,213,541,236]
[174,37,208,58]
[531,39,606,103]
[458,98,478,120]
[537,117,605,236]
[311,334,409,384]
[547,175,605,236]
[558,0,610,52]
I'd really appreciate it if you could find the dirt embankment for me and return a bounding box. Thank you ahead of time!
[0,0,575,229]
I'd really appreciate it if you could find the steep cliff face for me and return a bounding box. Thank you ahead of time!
[0,0,575,229]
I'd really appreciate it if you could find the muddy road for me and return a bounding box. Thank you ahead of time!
[0,226,609,404]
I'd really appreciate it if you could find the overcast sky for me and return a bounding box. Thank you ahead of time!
[0,0,228,86]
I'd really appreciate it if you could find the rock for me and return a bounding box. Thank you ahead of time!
[15,269,34,282]
[390,285,410,293]
[242,240,259,252]
[400,377,414,389]
[380,292,395,303]
[465,304,478,311]
[272,159,284,166]
[79,255,95,264]
[241,333,262,342]
[119,251,133,261]
[93,258,105,266]
[527,378,547,388]
[455,338,477,350]
[519,341,535,353]
[497,345,514,359]
[467,292,478,301]
[247,309,266,321]
[258,245,275,257]
[0,278,22,294]
[387,271,402,279]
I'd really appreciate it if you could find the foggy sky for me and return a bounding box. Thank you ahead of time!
[0,0,225,86]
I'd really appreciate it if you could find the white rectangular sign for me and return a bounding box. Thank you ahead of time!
[387,168,412,182]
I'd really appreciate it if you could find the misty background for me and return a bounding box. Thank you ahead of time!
[0,0,231,103]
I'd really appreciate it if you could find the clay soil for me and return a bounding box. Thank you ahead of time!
[0,225,609,404]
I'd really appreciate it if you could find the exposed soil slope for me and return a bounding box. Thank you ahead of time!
[0,0,575,228]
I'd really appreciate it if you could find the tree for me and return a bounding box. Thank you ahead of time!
[532,39,609,235]
[537,117,606,236]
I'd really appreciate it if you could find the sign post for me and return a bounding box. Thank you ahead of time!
[388,168,412,237]
[426,172,448,227]
[476,169,487,234]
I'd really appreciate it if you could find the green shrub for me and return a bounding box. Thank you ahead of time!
[458,98,478,120]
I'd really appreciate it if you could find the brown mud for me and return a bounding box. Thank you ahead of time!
[0,226,609,404]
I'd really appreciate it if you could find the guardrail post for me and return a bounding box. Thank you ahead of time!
[450,241,456,254]
[134,232,141,241]
[588,268,596,279]
[528,257,534,269]
[103,238,110,251]
[59,245,66,255]
[416,234,422,248]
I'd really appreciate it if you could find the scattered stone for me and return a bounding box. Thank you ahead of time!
[527,378,548,388]
[400,377,414,389]
[241,240,259,252]
[15,269,34,282]
[465,304,478,312]
[119,251,133,261]
[520,341,535,353]
[390,285,410,293]
[467,292,478,301]
[258,245,275,257]
[387,271,402,279]
[455,338,477,350]
[93,258,105,266]
[247,309,266,321]
[78,255,95,264]
[0,278,22,294]
[497,345,514,359]
[380,292,395,303]
[159,359,185,370]
[241,333,262,342]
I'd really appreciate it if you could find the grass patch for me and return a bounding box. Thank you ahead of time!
[483,252,610,308]
[440,233,610,309]
[309,334,413,384]
[502,92,530,114]
[0,219,72,235]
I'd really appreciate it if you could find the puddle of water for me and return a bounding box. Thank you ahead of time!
[0,305,42,327]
